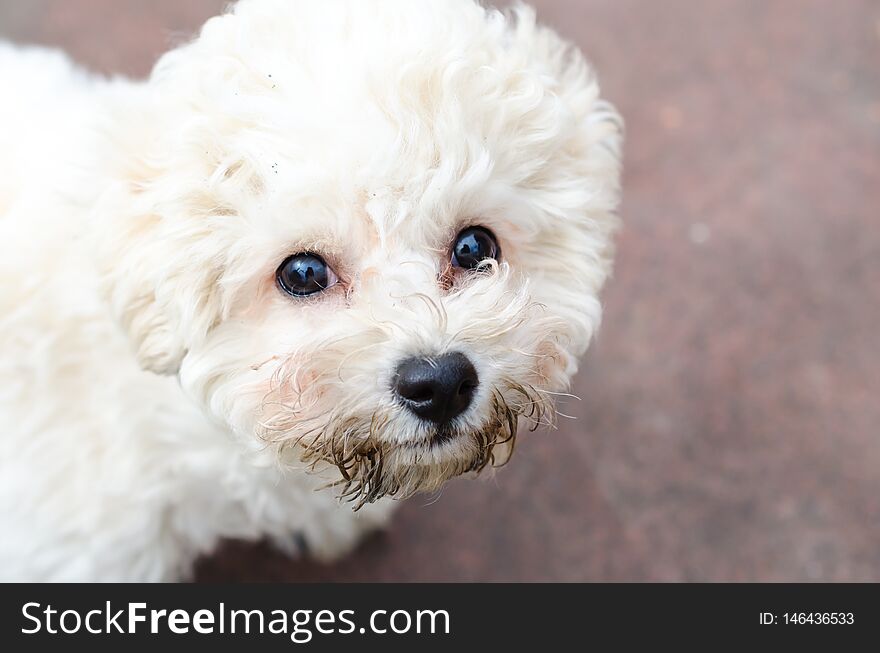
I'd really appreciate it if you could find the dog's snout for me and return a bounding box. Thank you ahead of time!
[393,352,478,424]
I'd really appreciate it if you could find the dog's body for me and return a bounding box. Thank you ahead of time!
[0,0,621,581]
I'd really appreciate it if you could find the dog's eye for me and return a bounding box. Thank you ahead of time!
[451,226,500,269]
[276,253,338,297]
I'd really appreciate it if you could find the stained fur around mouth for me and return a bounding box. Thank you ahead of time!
[428,426,458,448]
[397,423,461,449]
[266,382,551,510]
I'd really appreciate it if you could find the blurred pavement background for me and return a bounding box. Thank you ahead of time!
[2,0,878,581]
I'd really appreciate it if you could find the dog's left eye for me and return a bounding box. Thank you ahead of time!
[451,226,500,269]
[276,253,339,297]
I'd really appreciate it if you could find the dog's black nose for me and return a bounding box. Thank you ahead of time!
[393,352,478,424]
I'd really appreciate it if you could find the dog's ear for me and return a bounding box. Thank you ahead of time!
[94,137,226,376]
[487,5,623,361]
[99,190,219,374]
[514,4,624,182]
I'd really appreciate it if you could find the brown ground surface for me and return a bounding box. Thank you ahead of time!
[2,0,878,581]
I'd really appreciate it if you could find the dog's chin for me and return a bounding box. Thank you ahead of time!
[293,416,520,510]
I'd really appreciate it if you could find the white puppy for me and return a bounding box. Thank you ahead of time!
[0,0,621,581]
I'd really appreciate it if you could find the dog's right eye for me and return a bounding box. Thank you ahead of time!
[276,253,338,297]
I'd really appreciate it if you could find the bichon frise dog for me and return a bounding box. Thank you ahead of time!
[0,0,621,581]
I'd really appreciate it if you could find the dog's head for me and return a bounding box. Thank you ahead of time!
[96,0,622,506]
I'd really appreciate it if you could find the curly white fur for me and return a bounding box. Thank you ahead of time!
[0,0,621,581]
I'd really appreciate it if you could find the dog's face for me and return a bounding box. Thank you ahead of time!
[97,0,622,506]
